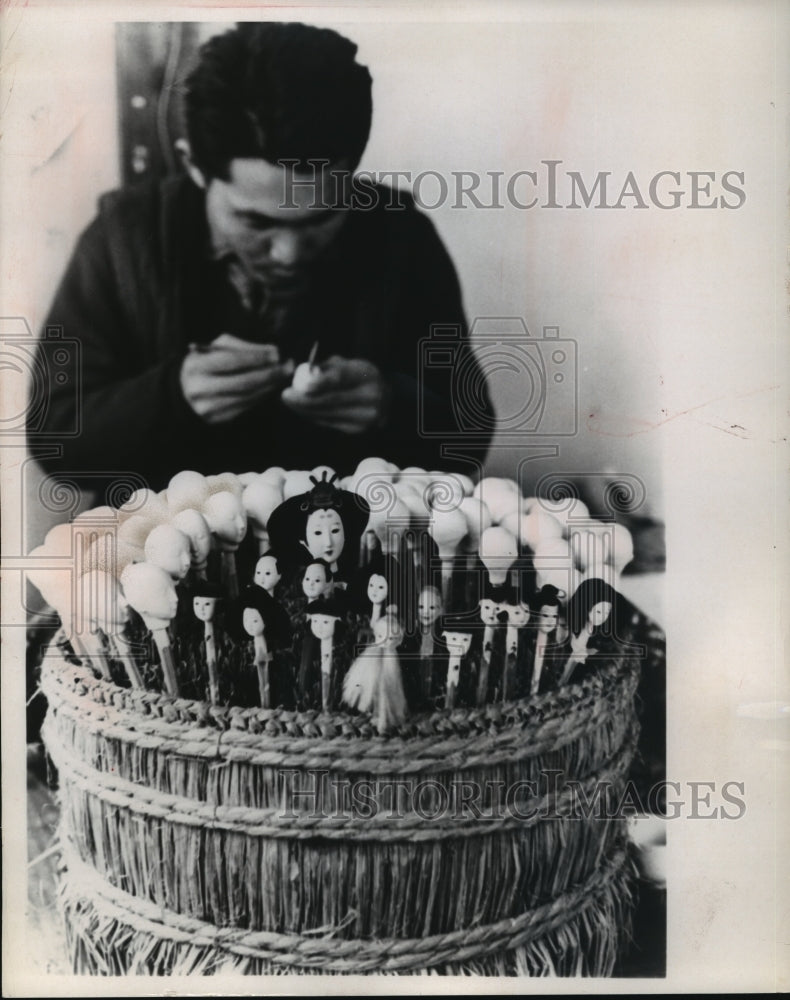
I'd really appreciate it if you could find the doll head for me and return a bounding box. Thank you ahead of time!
[367,572,388,606]
[567,577,618,638]
[503,601,530,627]
[442,630,473,658]
[238,584,291,648]
[167,470,210,514]
[530,584,562,636]
[303,508,345,563]
[243,606,265,638]
[171,508,213,569]
[305,594,344,641]
[478,582,507,626]
[266,471,370,574]
[203,491,247,549]
[417,586,443,629]
[254,553,282,593]
[302,559,332,600]
[192,581,221,623]
[121,563,179,630]
[78,569,129,633]
[144,524,193,581]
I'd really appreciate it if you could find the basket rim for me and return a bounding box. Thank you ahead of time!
[42,642,639,761]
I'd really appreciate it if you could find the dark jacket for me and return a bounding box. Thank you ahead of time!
[33,174,492,491]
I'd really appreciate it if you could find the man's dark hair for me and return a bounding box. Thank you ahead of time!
[184,21,373,180]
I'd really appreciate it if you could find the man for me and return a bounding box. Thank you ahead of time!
[32,22,493,492]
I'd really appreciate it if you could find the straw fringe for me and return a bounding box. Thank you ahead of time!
[57,842,637,975]
[43,644,643,975]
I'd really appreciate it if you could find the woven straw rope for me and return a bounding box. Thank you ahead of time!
[41,656,638,775]
[46,640,632,739]
[44,712,636,843]
[59,840,630,973]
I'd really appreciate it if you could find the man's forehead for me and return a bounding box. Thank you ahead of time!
[223,157,347,216]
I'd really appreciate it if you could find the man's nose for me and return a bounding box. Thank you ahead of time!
[267,229,306,267]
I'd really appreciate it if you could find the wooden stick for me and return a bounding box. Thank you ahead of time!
[204,621,219,705]
[476,625,494,706]
[105,633,144,689]
[152,629,179,696]
[445,655,461,710]
[419,629,434,702]
[220,550,238,599]
[254,634,271,709]
[320,636,333,711]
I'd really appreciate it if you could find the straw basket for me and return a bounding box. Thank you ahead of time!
[40,639,641,977]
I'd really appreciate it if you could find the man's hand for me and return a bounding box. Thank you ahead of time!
[180,333,295,424]
[280,356,389,435]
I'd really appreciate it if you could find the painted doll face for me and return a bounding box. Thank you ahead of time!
[442,630,472,657]
[367,574,388,606]
[536,604,560,635]
[504,603,530,627]
[588,601,612,628]
[302,562,330,600]
[418,587,442,627]
[243,606,265,638]
[478,598,499,626]
[308,612,338,641]
[193,595,217,623]
[254,554,281,591]
[303,508,345,564]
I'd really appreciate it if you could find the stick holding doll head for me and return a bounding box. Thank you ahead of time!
[529,584,562,695]
[342,612,407,733]
[121,562,180,696]
[78,569,144,687]
[562,577,618,684]
[440,617,474,711]
[192,581,222,704]
[428,508,467,608]
[477,583,505,707]
[203,491,247,598]
[253,552,282,597]
[243,478,284,556]
[171,508,212,580]
[417,585,443,701]
[239,585,291,709]
[305,595,344,711]
[500,595,529,702]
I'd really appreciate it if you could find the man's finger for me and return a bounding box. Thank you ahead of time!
[280,384,380,411]
[189,366,293,399]
[189,338,282,374]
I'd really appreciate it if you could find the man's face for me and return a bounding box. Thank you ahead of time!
[205,159,348,301]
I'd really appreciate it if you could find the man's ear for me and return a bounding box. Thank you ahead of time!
[175,138,207,189]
